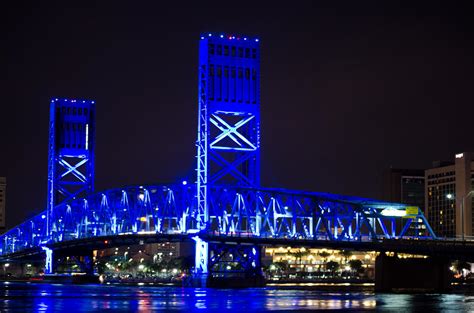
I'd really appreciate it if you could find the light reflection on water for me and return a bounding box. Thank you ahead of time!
[0,282,473,312]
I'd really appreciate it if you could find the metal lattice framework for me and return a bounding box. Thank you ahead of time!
[196,34,261,231]
[0,184,435,257]
[46,99,95,236]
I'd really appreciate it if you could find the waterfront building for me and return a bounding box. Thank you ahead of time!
[264,247,377,279]
[425,152,474,238]
[383,168,425,208]
[97,242,193,263]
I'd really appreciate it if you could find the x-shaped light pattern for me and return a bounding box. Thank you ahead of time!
[210,114,256,151]
[56,157,90,199]
[58,158,88,182]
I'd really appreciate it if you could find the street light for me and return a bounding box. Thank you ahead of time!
[3,263,9,277]
[447,190,474,241]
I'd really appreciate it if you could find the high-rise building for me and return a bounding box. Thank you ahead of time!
[0,177,5,233]
[425,152,474,238]
[383,168,425,208]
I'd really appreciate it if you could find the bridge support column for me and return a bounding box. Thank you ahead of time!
[41,246,56,275]
[190,238,264,287]
[375,253,451,292]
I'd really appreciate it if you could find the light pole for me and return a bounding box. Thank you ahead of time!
[447,190,474,241]
[3,263,9,277]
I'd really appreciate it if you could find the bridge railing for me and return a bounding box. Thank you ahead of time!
[0,184,437,257]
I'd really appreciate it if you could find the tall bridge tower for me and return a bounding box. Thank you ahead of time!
[46,98,95,238]
[194,34,262,281]
[196,34,261,228]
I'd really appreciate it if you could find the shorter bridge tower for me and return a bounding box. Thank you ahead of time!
[45,98,95,271]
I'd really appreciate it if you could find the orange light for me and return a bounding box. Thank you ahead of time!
[139,217,147,222]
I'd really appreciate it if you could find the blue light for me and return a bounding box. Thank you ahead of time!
[201,36,204,40]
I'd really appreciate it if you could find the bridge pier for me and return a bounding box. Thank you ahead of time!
[42,249,97,282]
[191,239,264,287]
[375,253,451,292]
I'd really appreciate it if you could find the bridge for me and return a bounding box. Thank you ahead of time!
[0,34,465,291]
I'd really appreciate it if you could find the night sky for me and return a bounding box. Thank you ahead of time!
[2,1,474,228]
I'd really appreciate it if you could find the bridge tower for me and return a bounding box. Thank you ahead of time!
[46,98,95,239]
[196,33,261,227]
[194,34,262,284]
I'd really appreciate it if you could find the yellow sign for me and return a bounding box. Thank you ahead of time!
[403,206,419,218]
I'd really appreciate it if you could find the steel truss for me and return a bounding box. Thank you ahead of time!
[0,185,435,257]
[196,35,261,232]
[46,99,95,237]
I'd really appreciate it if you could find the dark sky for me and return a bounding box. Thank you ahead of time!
[2,1,474,228]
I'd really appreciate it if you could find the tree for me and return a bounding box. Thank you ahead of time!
[338,250,352,264]
[326,261,339,277]
[348,259,363,276]
[318,251,331,272]
[318,251,330,261]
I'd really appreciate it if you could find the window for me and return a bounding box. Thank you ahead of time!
[238,47,243,57]
[209,44,215,55]
[231,46,236,57]
[217,45,222,55]
[224,45,229,56]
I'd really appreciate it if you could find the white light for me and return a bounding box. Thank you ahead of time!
[255,39,259,42]
[85,124,89,150]
[456,153,464,159]
[208,33,212,37]
[200,37,204,40]
[138,193,145,201]
[446,194,453,200]
[41,214,46,219]
[182,180,187,186]
[138,264,145,270]
[380,208,406,217]
[220,35,224,38]
[4,263,9,267]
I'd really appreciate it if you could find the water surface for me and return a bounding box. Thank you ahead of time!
[1,282,473,312]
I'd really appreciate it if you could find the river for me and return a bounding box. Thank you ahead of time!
[1,282,473,312]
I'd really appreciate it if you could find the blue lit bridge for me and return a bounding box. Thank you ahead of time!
[0,34,465,290]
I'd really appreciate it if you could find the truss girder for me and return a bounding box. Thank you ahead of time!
[0,185,436,257]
